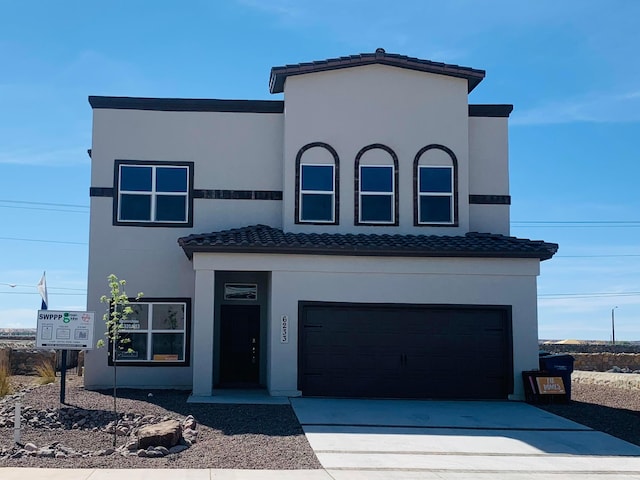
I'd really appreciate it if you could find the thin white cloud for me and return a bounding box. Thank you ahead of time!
[512,90,640,126]
[0,147,88,167]
[236,0,303,20]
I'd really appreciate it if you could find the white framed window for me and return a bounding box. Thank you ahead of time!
[116,161,191,225]
[299,164,335,223]
[112,300,190,365]
[359,165,394,223]
[418,166,454,224]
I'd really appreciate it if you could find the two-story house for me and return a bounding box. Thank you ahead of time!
[84,49,557,401]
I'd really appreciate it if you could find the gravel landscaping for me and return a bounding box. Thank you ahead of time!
[2,370,640,468]
[539,371,640,447]
[0,374,321,469]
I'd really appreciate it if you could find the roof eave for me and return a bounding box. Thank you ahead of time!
[180,244,555,262]
[269,53,485,94]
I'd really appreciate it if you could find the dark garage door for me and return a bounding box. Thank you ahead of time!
[298,302,513,399]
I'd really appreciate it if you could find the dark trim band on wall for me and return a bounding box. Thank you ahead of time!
[354,144,399,226]
[91,187,282,200]
[468,105,514,118]
[413,144,459,227]
[469,195,511,205]
[295,142,340,225]
[90,187,114,197]
[194,190,283,200]
[89,96,284,114]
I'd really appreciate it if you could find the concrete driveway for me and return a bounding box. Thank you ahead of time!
[290,398,640,479]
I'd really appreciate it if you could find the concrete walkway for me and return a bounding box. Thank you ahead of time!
[291,398,640,479]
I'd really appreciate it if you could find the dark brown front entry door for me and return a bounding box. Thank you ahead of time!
[220,305,260,386]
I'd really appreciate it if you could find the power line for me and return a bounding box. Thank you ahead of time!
[555,254,640,258]
[0,282,86,291]
[513,220,640,224]
[0,199,89,209]
[0,292,86,296]
[540,292,640,299]
[0,237,87,246]
[0,205,89,214]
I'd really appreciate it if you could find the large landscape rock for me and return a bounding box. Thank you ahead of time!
[137,419,182,449]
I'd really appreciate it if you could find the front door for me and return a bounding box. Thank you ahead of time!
[220,305,260,386]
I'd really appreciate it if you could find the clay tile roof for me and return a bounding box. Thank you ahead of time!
[269,49,486,94]
[178,225,558,261]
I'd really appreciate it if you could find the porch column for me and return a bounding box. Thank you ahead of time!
[192,268,215,397]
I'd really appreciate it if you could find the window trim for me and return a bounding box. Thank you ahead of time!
[413,144,458,227]
[295,142,340,225]
[107,297,192,367]
[354,144,399,226]
[113,160,194,227]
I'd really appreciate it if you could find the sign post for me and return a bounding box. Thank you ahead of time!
[36,311,95,404]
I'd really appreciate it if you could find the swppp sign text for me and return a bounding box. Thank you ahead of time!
[36,311,95,350]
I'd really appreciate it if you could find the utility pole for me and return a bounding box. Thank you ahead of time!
[612,306,618,346]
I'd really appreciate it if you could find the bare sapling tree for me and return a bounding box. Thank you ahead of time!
[96,274,143,446]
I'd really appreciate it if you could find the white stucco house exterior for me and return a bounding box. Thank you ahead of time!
[84,49,557,401]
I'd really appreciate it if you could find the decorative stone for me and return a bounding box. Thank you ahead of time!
[96,448,115,456]
[154,446,170,456]
[137,449,148,457]
[137,419,182,449]
[169,445,188,454]
[37,448,55,458]
[23,443,37,452]
[183,415,197,430]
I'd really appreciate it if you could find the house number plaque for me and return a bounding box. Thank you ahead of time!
[280,315,288,344]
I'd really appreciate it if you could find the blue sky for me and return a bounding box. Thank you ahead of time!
[1,1,639,340]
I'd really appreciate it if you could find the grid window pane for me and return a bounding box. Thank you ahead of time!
[156,195,187,222]
[119,194,151,221]
[361,166,392,192]
[156,167,188,192]
[152,333,184,360]
[301,193,333,221]
[121,166,152,191]
[420,167,452,193]
[128,304,149,329]
[152,304,185,330]
[115,333,147,361]
[301,165,334,191]
[420,196,452,223]
[361,195,392,222]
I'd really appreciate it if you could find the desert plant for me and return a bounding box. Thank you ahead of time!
[34,358,56,385]
[0,361,13,397]
[96,273,143,446]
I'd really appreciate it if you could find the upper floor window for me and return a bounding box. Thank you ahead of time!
[300,164,335,222]
[418,166,453,224]
[111,298,191,366]
[295,143,340,225]
[414,145,458,226]
[355,144,399,226]
[114,160,193,227]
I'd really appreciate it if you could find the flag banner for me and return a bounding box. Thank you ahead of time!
[37,271,48,310]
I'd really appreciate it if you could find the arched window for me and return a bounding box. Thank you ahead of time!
[295,142,340,224]
[354,144,399,225]
[414,145,458,226]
